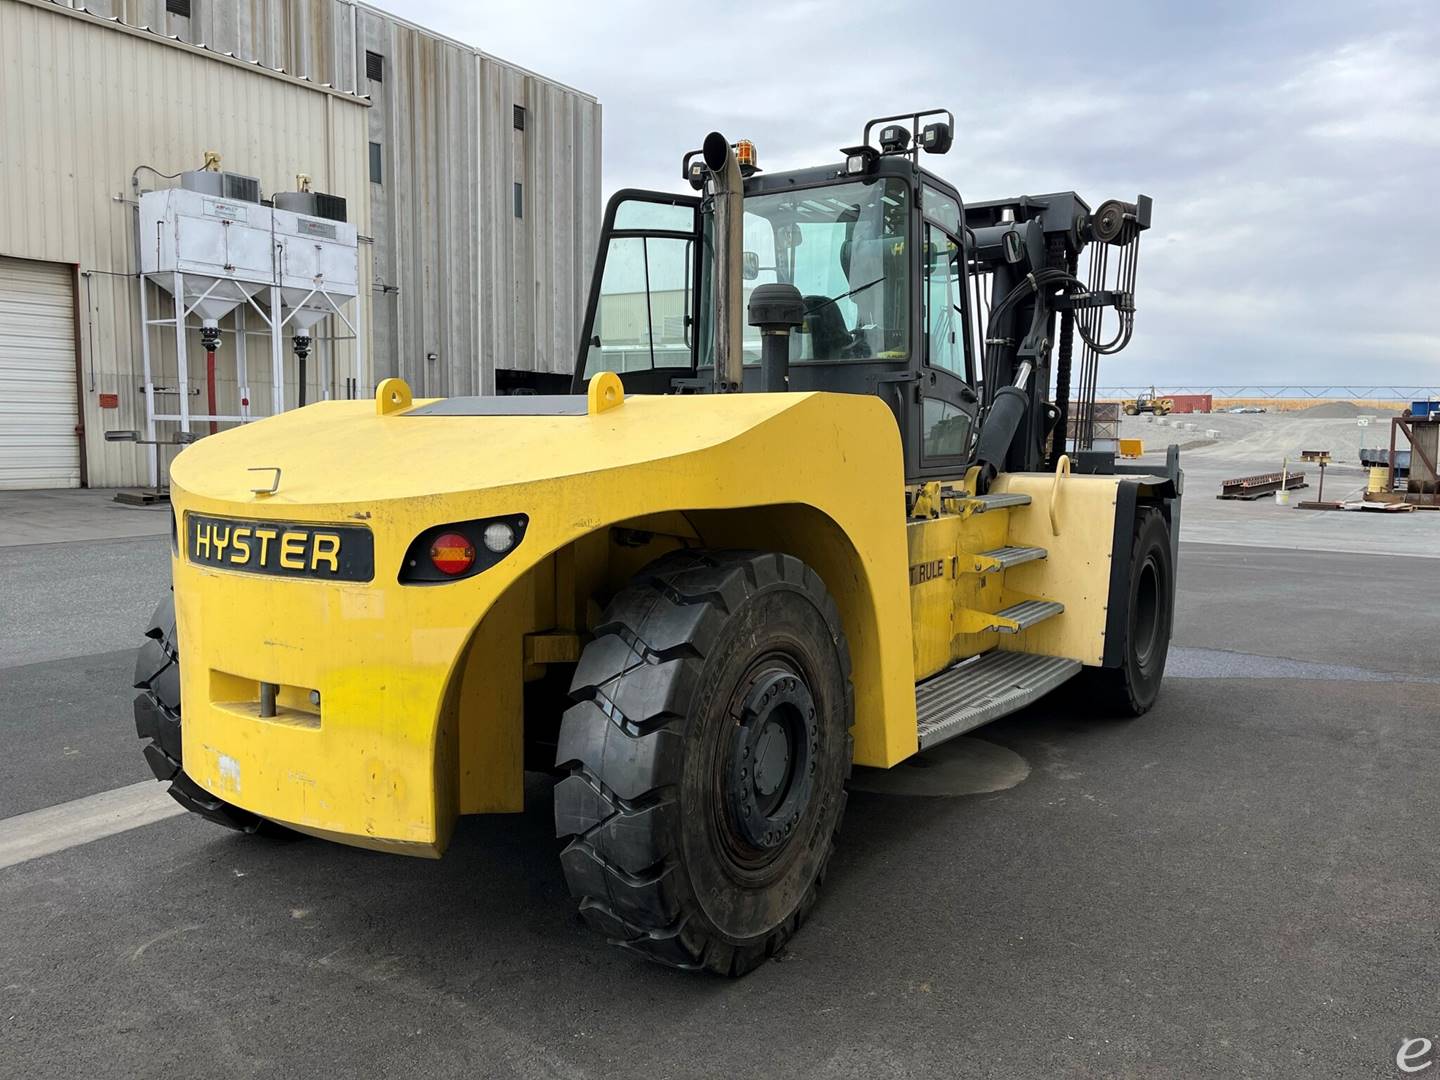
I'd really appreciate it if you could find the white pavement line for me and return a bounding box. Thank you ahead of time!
[0,781,186,870]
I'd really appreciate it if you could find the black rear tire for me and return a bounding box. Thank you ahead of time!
[1084,507,1174,717]
[554,550,853,976]
[133,593,282,834]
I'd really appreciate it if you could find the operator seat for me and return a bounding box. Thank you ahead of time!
[801,296,851,361]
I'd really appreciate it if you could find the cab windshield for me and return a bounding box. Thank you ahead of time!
[579,179,913,384]
[734,178,910,363]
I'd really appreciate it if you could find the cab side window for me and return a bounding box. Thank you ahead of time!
[586,236,693,375]
[924,224,967,379]
[922,397,973,460]
[583,197,698,379]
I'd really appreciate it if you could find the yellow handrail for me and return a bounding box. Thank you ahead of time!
[1050,454,1071,536]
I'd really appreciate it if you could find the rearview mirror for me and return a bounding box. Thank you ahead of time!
[742,251,760,280]
[1002,229,1025,264]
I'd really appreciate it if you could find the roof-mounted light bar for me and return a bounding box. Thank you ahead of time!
[839,108,955,175]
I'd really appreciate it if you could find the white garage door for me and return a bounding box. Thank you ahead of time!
[0,257,80,489]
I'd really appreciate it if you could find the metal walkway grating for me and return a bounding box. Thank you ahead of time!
[916,650,1082,748]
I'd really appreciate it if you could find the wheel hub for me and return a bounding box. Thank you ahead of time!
[726,668,817,853]
[753,721,789,796]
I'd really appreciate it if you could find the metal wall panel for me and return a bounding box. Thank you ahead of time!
[354,10,602,395]
[52,0,603,397]
[6,0,600,486]
[0,0,372,487]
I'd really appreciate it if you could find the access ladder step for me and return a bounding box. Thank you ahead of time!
[975,545,1048,572]
[994,599,1064,632]
[968,492,1032,512]
[915,650,1083,749]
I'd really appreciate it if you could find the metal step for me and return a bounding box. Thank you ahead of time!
[968,492,1032,512]
[974,545,1048,572]
[994,599,1064,632]
[916,650,1083,748]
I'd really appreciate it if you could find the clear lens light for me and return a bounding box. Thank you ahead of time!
[482,522,515,553]
[847,154,866,174]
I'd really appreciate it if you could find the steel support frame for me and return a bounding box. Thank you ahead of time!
[276,285,364,404]
[138,272,365,487]
[1389,416,1439,507]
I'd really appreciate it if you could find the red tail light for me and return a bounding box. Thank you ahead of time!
[398,514,528,585]
[429,532,476,576]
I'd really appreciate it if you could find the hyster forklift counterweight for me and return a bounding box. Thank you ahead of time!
[133,111,1180,976]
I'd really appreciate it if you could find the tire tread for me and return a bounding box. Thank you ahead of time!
[132,593,276,835]
[555,549,852,976]
[1085,507,1173,717]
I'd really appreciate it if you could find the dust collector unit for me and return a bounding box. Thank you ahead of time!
[138,173,274,331]
[270,187,359,341]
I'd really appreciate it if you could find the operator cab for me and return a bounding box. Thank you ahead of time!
[572,110,1150,486]
[572,111,978,483]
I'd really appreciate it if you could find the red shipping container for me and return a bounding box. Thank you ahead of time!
[1166,394,1212,414]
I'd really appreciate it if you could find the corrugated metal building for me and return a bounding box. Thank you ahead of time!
[0,0,601,488]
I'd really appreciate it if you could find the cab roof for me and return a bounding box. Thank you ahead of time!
[740,154,959,202]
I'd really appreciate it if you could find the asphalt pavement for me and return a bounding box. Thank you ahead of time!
[1,497,1436,1079]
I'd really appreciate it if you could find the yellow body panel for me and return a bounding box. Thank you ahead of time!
[169,389,918,853]
[168,381,1157,857]
[904,509,1009,679]
[903,468,1122,676]
[990,472,1119,666]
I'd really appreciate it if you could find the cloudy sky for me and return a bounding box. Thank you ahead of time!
[376,0,1438,390]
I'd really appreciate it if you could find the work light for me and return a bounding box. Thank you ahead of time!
[482,521,516,553]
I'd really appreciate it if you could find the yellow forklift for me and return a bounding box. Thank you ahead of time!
[1123,387,1174,415]
[134,111,1179,975]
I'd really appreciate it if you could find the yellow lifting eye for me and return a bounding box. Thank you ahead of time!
[587,371,625,415]
[375,377,413,415]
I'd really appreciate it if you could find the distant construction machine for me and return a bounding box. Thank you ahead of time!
[1123,387,1173,416]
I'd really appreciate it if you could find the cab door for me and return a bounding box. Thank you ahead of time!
[572,189,701,395]
[913,184,980,479]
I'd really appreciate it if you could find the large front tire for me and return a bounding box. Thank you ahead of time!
[133,594,275,833]
[554,550,853,976]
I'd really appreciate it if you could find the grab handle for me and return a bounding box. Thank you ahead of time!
[1050,455,1071,536]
